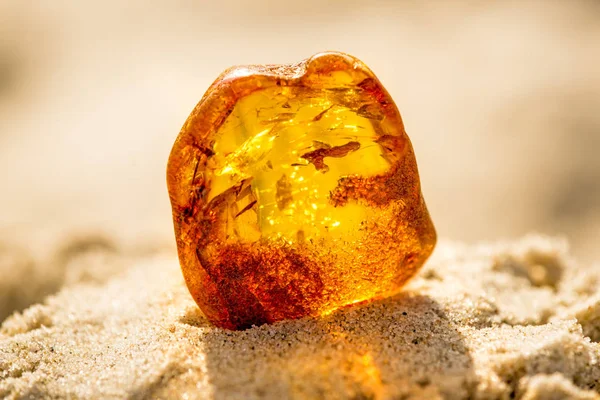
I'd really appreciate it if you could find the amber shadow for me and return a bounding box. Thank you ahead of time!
[180,291,474,399]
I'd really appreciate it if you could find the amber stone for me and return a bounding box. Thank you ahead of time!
[167,52,436,330]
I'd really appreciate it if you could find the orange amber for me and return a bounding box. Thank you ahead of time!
[167,52,436,330]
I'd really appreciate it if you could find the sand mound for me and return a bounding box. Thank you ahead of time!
[1,235,599,399]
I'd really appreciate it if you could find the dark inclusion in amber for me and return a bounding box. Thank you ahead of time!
[167,51,436,330]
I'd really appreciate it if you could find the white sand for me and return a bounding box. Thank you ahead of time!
[1,235,599,399]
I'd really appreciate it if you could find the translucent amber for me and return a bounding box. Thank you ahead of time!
[167,52,436,330]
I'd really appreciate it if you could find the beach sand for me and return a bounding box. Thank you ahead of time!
[1,235,598,399]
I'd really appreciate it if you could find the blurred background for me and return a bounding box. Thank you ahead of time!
[0,0,599,315]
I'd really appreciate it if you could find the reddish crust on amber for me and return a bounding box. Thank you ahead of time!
[167,52,436,330]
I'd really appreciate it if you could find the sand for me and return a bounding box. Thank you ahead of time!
[1,235,599,399]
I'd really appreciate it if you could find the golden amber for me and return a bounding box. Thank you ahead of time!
[167,52,436,330]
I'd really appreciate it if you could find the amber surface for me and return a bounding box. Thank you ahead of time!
[167,52,436,330]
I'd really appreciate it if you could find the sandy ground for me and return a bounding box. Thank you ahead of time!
[1,235,599,399]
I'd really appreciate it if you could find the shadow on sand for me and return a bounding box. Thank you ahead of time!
[178,292,474,399]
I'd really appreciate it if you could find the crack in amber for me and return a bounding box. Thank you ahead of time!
[167,51,436,330]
